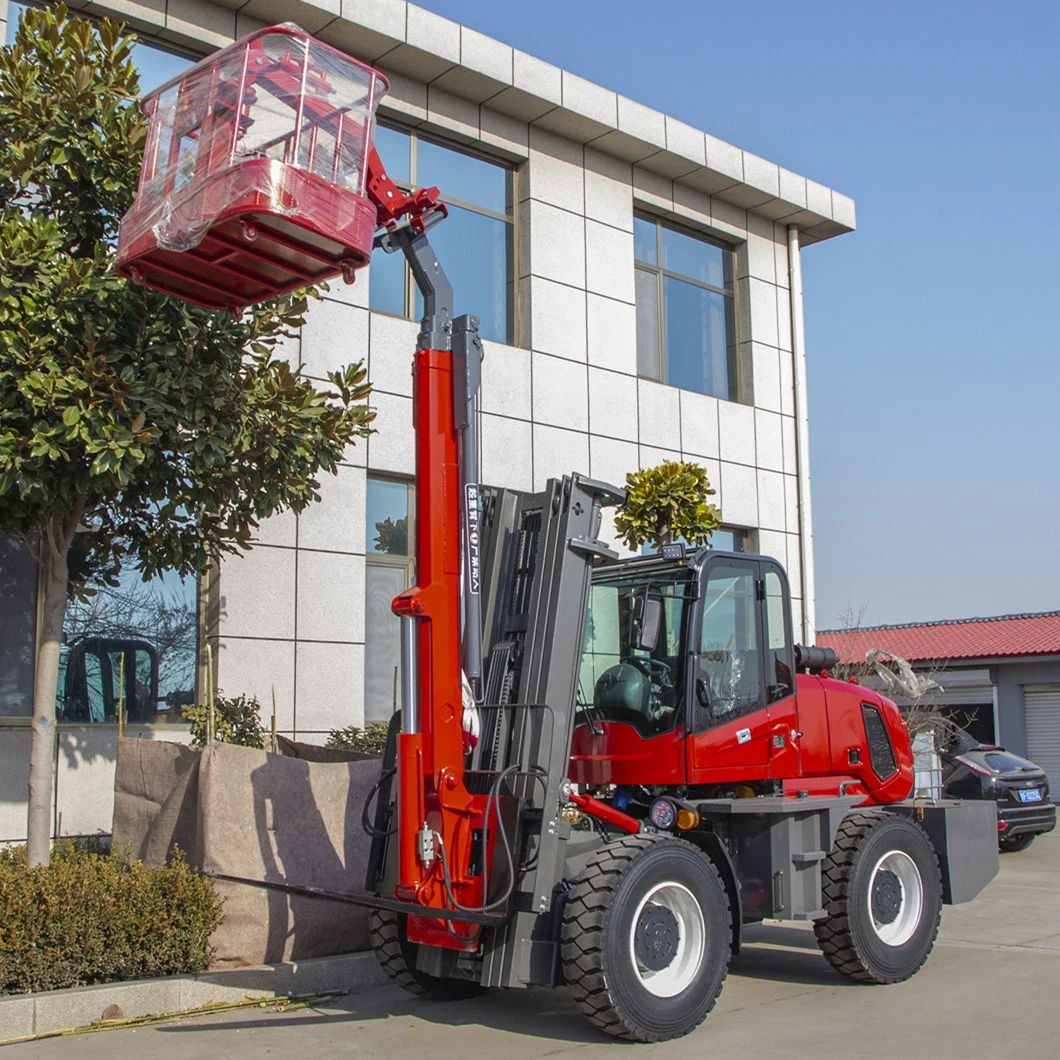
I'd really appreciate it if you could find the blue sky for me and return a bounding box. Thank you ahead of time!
[418,0,1060,629]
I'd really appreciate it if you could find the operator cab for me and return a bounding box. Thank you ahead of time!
[571,546,797,787]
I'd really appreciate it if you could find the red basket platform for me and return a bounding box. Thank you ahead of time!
[116,24,388,313]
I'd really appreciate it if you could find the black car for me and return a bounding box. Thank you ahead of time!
[940,728,1056,852]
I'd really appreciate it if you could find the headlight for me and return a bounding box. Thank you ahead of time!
[649,798,677,829]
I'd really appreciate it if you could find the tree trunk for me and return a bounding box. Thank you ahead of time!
[26,521,72,867]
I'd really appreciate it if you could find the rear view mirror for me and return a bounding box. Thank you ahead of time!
[630,592,662,652]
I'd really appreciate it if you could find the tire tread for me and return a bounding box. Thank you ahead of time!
[561,833,730,1043]
[813,811,942,984]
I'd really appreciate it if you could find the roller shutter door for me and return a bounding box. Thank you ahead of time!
[1023,686,1060,801]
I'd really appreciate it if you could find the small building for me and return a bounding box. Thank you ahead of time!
[818,612,1060,798]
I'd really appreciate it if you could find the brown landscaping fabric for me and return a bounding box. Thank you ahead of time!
[111,738,202,866]
[111,738,382,968]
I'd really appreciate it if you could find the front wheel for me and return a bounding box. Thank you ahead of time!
[368,907,487,1000]
[561,833,730,1043]
[814,811,942,984]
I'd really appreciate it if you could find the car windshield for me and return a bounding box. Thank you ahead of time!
[963,749,1039,775]
[577,571,693,736]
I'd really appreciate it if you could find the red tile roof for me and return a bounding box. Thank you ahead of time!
[817,611,1060,665]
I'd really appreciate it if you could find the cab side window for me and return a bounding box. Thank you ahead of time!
[763,569,794,704]
[696,562,762,727]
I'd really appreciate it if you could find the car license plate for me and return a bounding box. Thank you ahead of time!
[1018,788,1042,803]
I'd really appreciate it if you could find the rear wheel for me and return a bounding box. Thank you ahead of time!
[999,832,1036,853]
[814,811,942,984]
[561,833,730,1043]
[368,907,487,1000]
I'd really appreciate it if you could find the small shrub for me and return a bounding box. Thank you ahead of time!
[0,841,223,995]
[183,691,265,749]
[327,723,389,756]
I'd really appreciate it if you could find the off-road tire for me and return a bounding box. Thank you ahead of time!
[999,832,1036,853]
[560,833,730,1043]
[814,811,942,984]
[368,907,487,1000]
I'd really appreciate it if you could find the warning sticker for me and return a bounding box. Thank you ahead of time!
[466,483,481,595]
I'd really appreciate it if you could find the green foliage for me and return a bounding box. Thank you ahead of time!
[614,460,722,551]
[373,515,408,555]
[0,840,222,995]
[182,691,265,749]
[327,723,389,756]
[0,4,376,584]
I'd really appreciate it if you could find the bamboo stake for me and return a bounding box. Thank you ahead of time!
[0,990,348,1046]
[205,642,215,745]
[116,651,125,740]
[271,683,278,754]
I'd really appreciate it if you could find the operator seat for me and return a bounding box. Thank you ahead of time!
[594,663,651,732]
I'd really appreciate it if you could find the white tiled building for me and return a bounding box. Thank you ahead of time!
[0,0,854,839]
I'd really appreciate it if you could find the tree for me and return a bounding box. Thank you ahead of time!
[0,6,375,865]
[373,515,408,555]
[613,460,721,552]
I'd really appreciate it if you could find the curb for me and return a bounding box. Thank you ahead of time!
[0,950,387,1044]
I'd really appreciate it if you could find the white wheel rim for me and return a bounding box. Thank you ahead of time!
[867,850,923,946]
[629,881,705,997]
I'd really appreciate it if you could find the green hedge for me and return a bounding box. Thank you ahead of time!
[327,723,388,756]
[0,841,223,996]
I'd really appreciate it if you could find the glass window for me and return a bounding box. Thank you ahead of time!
[369,123,514,344]
[0,537,38,718]
[366,477,412,555]
[364,476,416,722]
[763,569,793,704]
[634,214,737,401]
[59,564,199,722]
[1,534,199,723]
[696,562,761,726]
[578,573,693,737]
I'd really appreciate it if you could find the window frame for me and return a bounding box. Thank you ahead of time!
[371,121,517,344]
[634,212,738,401]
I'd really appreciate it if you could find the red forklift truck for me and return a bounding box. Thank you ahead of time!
[117,25,998,1044]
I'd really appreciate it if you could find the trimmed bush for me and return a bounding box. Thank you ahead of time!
[0,841,223,995]
[327,723,388,756]
[183,691,265,749]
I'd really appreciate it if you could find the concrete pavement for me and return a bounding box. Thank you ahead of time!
[10,832,1059,1059]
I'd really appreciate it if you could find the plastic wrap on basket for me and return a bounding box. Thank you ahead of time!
[116,24,388,312]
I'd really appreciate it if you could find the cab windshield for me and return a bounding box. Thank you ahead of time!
[577,571,693,736]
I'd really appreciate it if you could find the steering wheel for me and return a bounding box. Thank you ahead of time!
[623,655,674,691]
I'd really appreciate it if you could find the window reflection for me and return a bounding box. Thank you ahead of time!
[417,138,508,214]
[366,477,411,556]
[58,566,199,721]
[663,277,732,397]
[0,537,38,718]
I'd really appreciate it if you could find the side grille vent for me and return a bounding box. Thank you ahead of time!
[861,704,898,780]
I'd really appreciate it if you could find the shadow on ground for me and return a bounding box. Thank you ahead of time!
[153,923,853,1043]
[154,984,601,1045]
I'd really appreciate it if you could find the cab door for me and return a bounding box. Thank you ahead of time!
[688,556,772,782]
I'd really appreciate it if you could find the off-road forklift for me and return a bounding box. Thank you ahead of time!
[117,25,998,1043]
